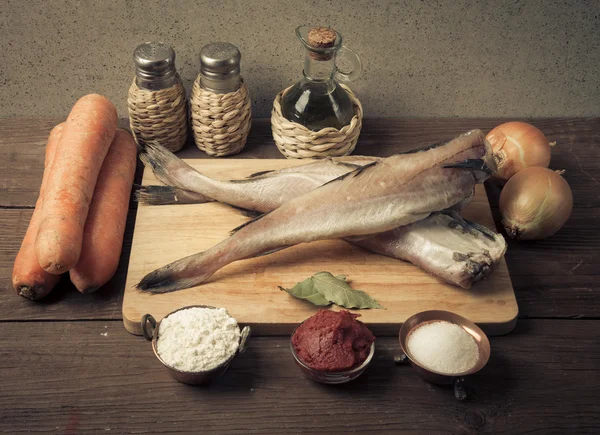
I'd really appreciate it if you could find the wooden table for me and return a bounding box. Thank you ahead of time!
[1,118,598,434]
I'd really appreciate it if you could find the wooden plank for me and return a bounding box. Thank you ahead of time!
[511,275,600,319]
[2,117,599,207]
[122,159,518,336]
[0,209,136,320]
[491,207,600,275]
[0,320,597,434]
[0,118,140,208]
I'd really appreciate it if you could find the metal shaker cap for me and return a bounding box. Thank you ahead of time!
[200,42,241,76]
[199,42,242,92]
[134,42,177,82]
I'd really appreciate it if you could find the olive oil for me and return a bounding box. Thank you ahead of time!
[280,26,361,132]
[282,80,354,131]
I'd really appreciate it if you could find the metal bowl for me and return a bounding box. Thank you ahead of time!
[398,310,490,385]
[141,305,251,385]
[290,322,375,384]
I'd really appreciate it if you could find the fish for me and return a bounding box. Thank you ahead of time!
[137,129,498,293]
[139,143,380,214]
[349,212,506,289]
[137,180,504,289]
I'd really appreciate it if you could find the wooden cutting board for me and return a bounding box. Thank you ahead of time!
[122,159,518,336]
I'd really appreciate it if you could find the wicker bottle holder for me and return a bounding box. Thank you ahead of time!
[127,77,188,152]
[190,78,252,157]
[271,84,363,159]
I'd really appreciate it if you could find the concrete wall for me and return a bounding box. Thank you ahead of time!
[1,0,598,119]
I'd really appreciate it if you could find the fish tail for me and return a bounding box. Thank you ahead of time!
[139,142,231,200]
[136,250,222,294]
[139,141,197,188]
[135,185,213,205]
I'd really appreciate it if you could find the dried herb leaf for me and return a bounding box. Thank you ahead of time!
[278,277,331,306]
[280,272,383,309]
[312,272,384,309]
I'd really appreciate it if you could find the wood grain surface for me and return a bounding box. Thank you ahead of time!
[0,118,598,434]
[0,320,597,434]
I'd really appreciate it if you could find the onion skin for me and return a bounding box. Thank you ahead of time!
[486,122,552,181]
[499,167,572,240]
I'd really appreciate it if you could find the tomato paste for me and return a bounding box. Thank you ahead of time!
[292,310,375,372]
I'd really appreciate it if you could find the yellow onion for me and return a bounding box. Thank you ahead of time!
[499,167,572,240]
[486,122,552,181]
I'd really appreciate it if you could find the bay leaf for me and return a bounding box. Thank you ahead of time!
[312,272,384,309]
[278,278,331,307]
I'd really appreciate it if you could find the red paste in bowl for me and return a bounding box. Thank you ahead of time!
[292,310,376,372]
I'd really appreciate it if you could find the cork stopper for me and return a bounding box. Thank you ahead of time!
[307,27,337,60]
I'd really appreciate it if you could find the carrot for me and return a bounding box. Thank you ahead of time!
[69,129,137,293]
[35,94,118,274]
[13,123,65,300]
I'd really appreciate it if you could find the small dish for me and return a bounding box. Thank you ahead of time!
[397,310,490,400]
[141,305,251,385]
[290,326,375,385]
[399,310,490,384]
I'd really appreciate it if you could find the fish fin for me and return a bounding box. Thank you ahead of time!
[443,159,495,175]
[135,185,173,205]
[247,170,275,178]
[444,210,498,241]
[320,160,379,186]
[136,252,216,294]
[350,160,379,177]
[332,159,365,170]
[138,141,182,181]
[251,246,290,257]
[463,219,498,241]
[135,185,212,205]
[229,211,271,235]
[136,275,203,294]
[228,177,267,184]
[223,203,263,218]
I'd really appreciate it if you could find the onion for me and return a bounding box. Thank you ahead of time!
[499,167,572,240]
[486,122,552,181]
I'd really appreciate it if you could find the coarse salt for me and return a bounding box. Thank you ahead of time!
[156,307,241,372]
[406,320,479,375]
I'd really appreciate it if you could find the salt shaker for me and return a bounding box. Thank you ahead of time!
[128,42,188,152]
[190,42,252,157]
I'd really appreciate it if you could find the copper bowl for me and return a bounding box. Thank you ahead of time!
[398,310,490,385]
[141,305,251,385]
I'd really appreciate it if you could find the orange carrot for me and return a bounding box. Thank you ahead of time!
[69,129,137,293]
[13,123,65,300]
[35,94,118,274]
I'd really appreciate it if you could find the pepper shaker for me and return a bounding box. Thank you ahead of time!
[128,42,188,152]
[190,42,252,157]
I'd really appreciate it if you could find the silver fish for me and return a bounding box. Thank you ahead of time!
[137,130,498,293]
[136,149,506,289]
[139,145,379,213]
[349,213,506,289]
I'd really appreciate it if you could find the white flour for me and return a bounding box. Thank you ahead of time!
[156,307,241,372]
